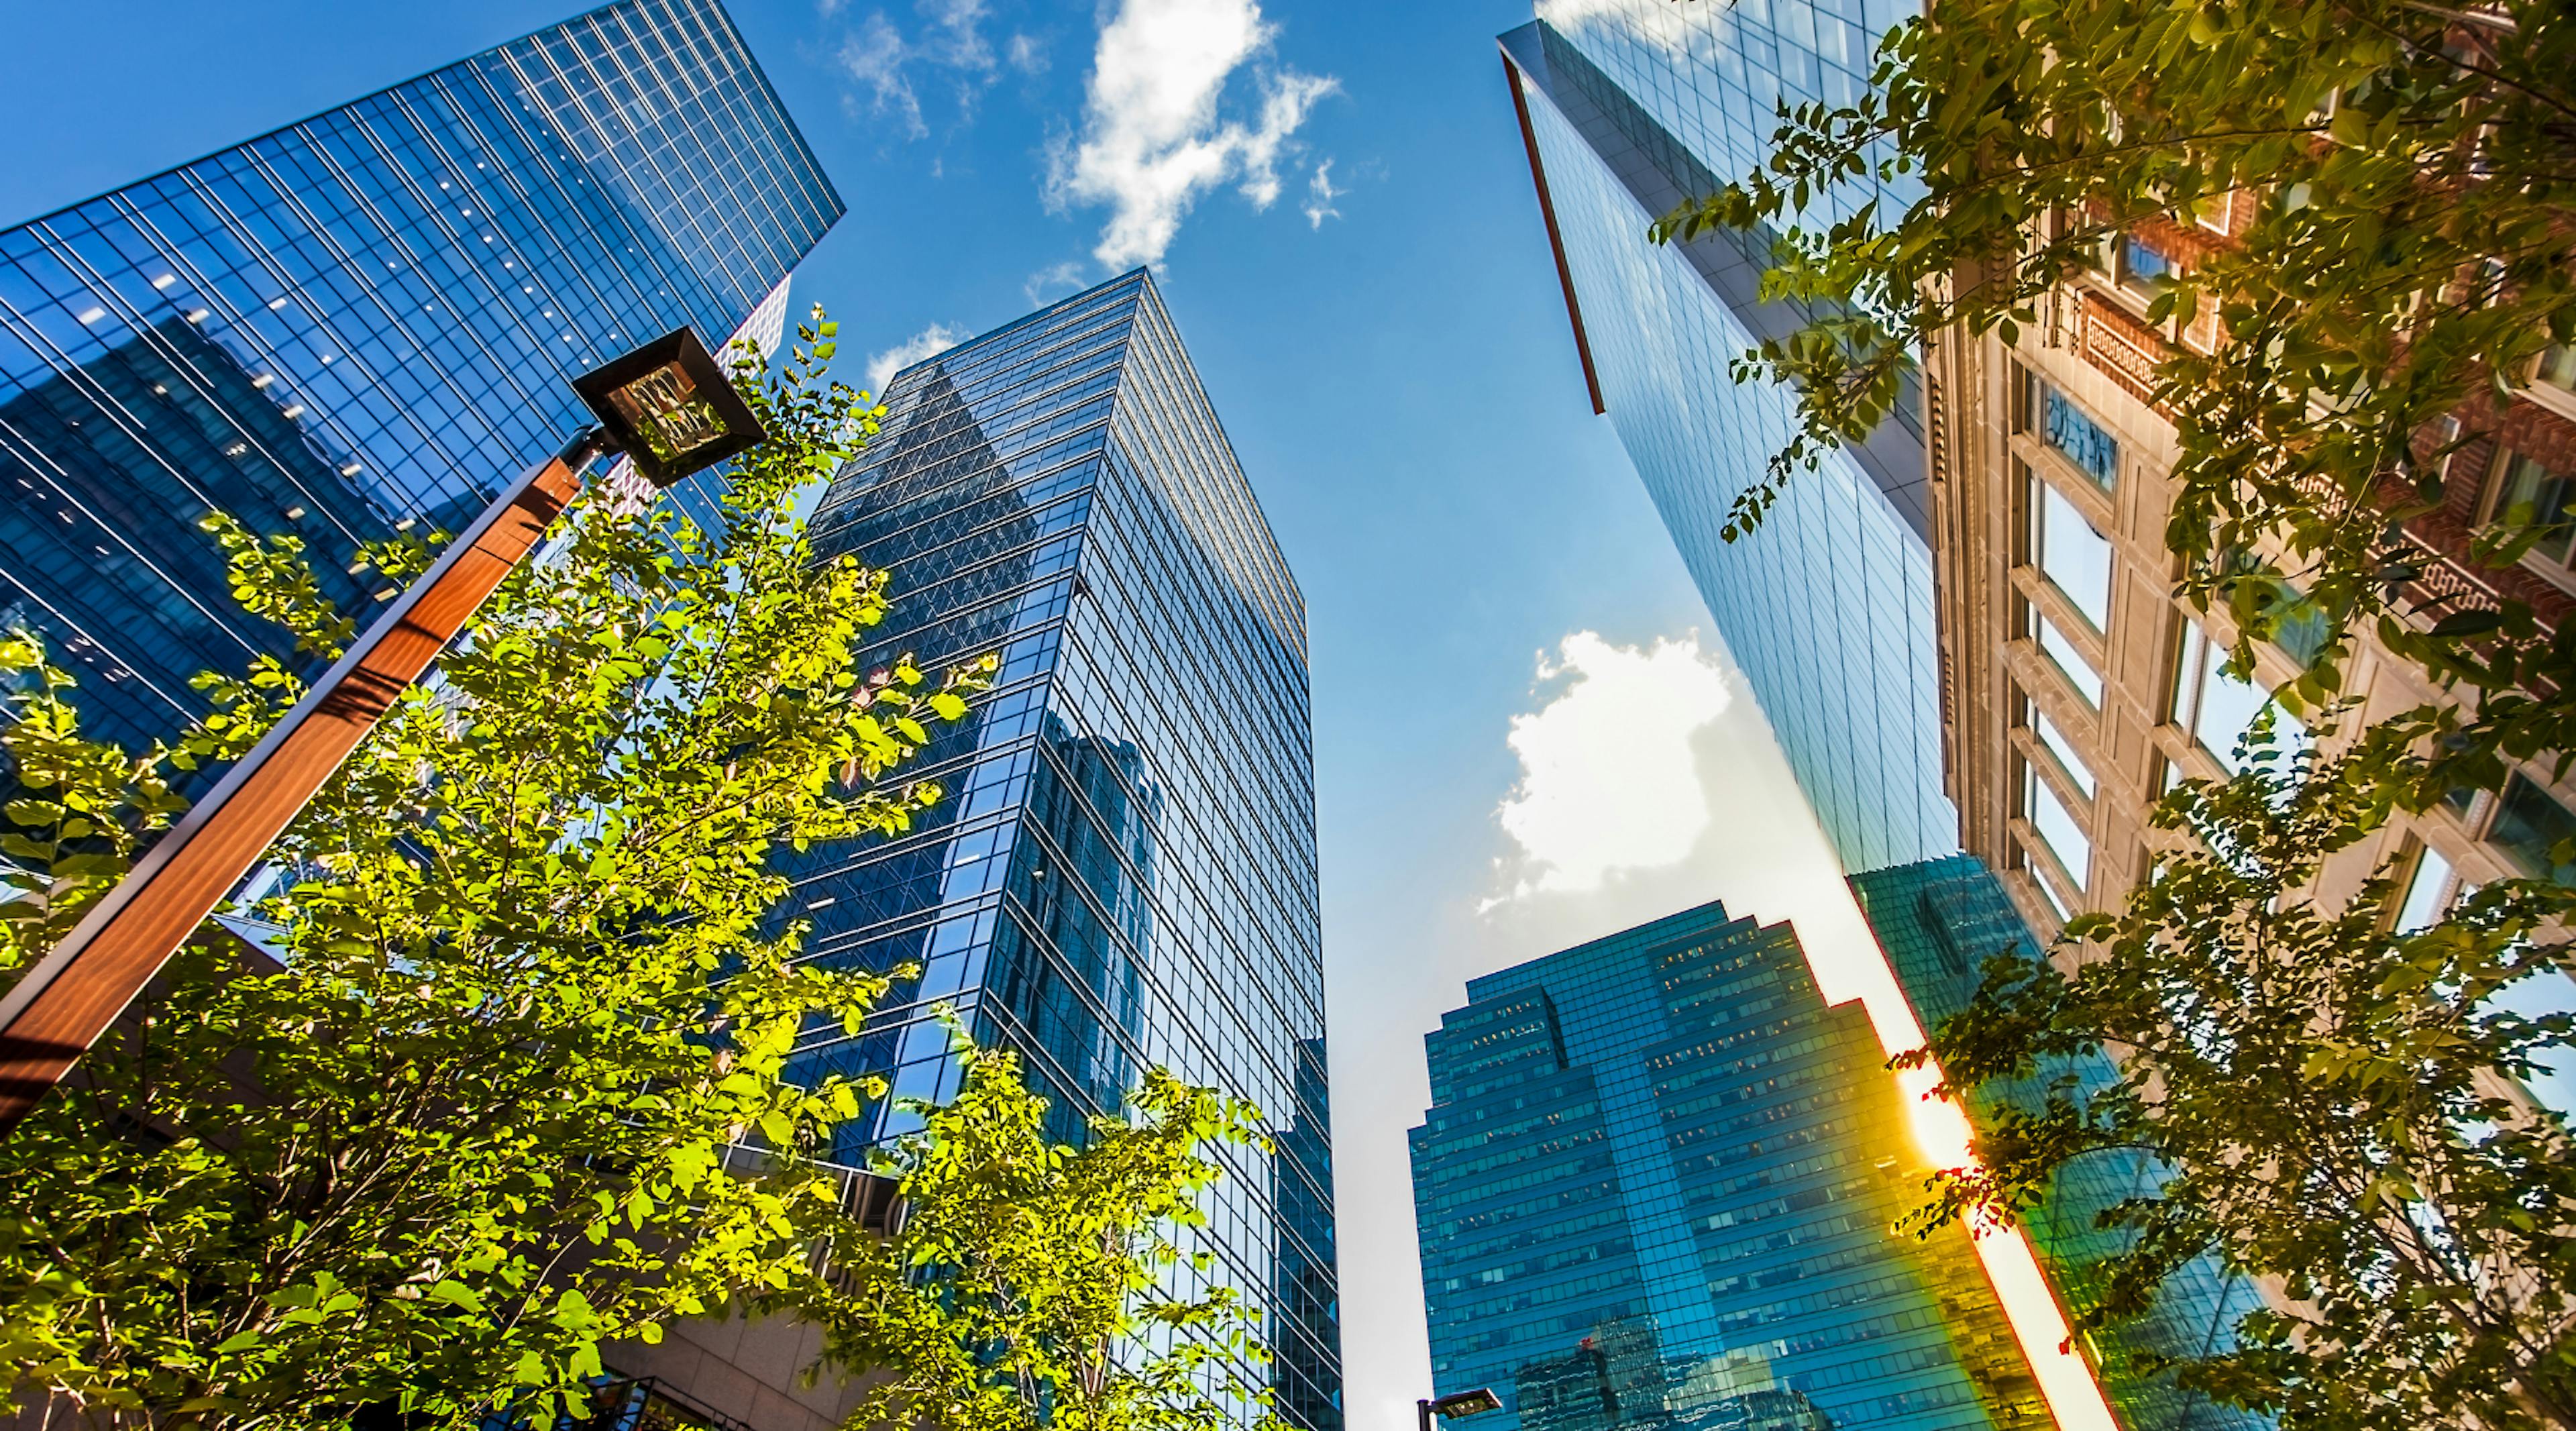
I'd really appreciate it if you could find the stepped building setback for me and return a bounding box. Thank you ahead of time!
[1411,902,2045,1431]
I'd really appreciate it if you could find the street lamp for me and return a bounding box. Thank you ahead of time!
[0,325,763,1132]
[1417,1387,1502,1431]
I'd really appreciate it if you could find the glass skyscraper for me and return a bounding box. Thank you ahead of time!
[0,0,834,756]
[782,270,1341,1429]
[1497,10,1945,873]
[1851,858,2270,1431]
[1411,902,2046,1431]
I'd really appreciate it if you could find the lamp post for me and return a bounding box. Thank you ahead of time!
[0,325,765,1133]
[1417,1387,1502,1431]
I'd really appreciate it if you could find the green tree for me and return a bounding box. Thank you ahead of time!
[811,1032,1282,1431]
[1904,722,2576,1430]
[1651,6,2576,1424]
[1652,0,2576,785]
[0,313,993,1430]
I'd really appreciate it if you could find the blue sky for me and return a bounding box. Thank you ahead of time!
[0,3,1870,1426]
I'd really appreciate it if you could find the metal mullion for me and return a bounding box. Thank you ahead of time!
[403,70,640,360]
[669,0,816,290]
[372,76,592,428]
[1084,449,1315,898]
[202,141,468,515]
[1038,641,1319,1081]
[231,138,522,517]
[561,7,752,315]
[684,0,845,235]
[828,453,1098,560]
[244,127,482,515]
[1030,647,1306,1082]
[0,558,200,720]
[1069,492,1324,1023]
[0,294,347,638]
[87,207,392,546]
[461,54,699,350]
[487,28,720,329]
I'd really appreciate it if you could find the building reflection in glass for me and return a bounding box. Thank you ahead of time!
[0,0,835,759]
[777,270,1340,1430]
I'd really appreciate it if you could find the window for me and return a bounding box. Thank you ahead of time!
[2023,851,2073,919]
[2118,234,2174,298]
[2392,843,2456,932]
[2272,584,2333,670]
[2026,370,2120,488]
[2029,470,2113,632]
[2488,774,2576,885]
[2487,449,2576,568]
[2485,963,2576,1118]
[2190,192,2234,236]
[2034,608,2103,708]
[2173,623,2308,774]
[2537,343,2576,395]
[2025,761,2093,889]
[2030,704,2096,798]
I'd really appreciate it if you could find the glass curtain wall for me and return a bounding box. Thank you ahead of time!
[782,271,1342,1430]
[0,0,837,755]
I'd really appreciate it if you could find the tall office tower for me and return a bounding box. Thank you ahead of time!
[0,0,835,757]
[1497,8,1945,873]
[780,270,1342,1429]
[1410,902,2049,1431]
[1851,856,2271,1431]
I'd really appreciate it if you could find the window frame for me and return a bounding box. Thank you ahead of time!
[2021,756,2094,897]
[2025,463,2115,636]
[2026,696,2098,800]
[2032,603,2104,710]
[2480,443,2576,587]
[2169,620,2308,775]
[2021,368,2121,490]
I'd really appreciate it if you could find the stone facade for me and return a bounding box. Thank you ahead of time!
[1925,201,2576,938]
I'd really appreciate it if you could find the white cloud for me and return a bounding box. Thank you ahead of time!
[1301,158,1344,229]
[1048,0,1338,270]
[865,322,968,394]
[837,14,926,140]
[834,0,1010,140]
[922,0,994,72]
[1005,31,1046,75]
[1024,260,1089,308]
[1483,632,1734,908]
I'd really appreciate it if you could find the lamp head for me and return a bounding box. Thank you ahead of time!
[1430,1389,1502,1420]
[573,326,766,488]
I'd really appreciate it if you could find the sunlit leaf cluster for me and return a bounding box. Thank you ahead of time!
[0,311,995,1431]
[1907,719,2576,1430]
[813,1033,1283,1431]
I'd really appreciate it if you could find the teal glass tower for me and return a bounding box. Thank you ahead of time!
[1410,902,2046,1431]
[1851,857,2271,1431]
[783,270,1340,1429]
[1497,10,1944,873]
[0,0,835,756]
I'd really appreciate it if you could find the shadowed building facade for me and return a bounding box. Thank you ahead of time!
[1411,902,2045,1431]
[0,0,830,755]
[778,270,1342,1429]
